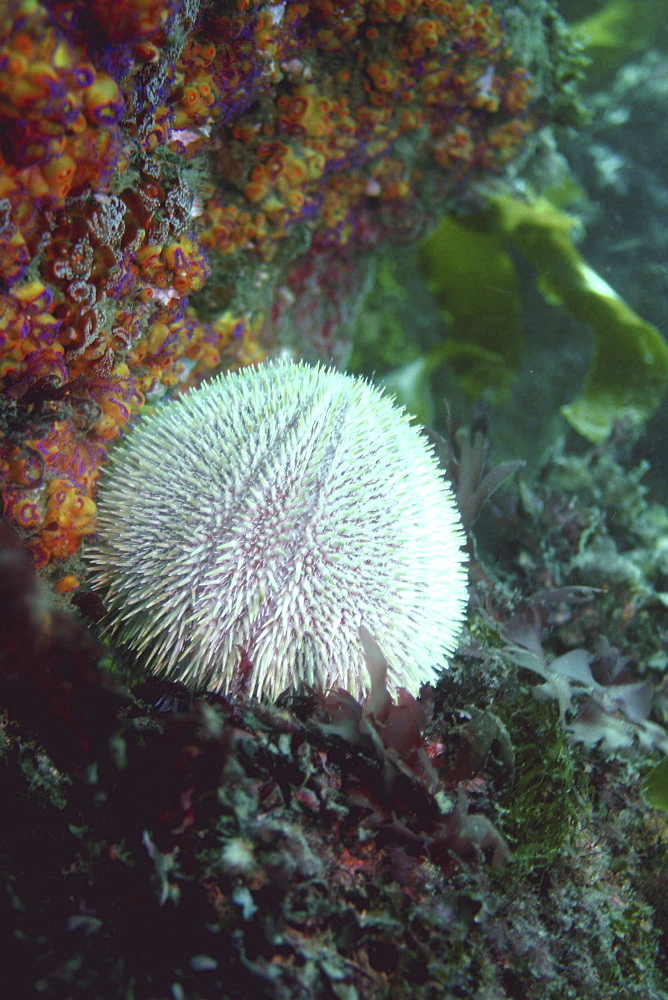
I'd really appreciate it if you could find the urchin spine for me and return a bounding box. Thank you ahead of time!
[87,361,468,701]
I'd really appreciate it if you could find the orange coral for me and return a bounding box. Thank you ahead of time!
[137,238,210,298]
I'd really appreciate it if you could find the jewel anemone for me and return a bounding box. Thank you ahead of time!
[86,360,468,701]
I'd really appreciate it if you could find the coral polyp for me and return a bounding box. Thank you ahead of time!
[86,361,468,700]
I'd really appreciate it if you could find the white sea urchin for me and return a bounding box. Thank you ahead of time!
[86,360,468,701]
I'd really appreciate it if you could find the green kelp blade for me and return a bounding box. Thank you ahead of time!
[642,757,668,813]
[491,195,668,443]
[560,264,668,443]
[418,214,523,403]
[571,0,668,75]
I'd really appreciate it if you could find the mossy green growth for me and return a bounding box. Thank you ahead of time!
[498,695,589,875]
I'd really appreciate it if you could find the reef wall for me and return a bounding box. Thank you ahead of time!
[0,0,567,582]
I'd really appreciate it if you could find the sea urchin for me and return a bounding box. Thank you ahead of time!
[86,360,468,701]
